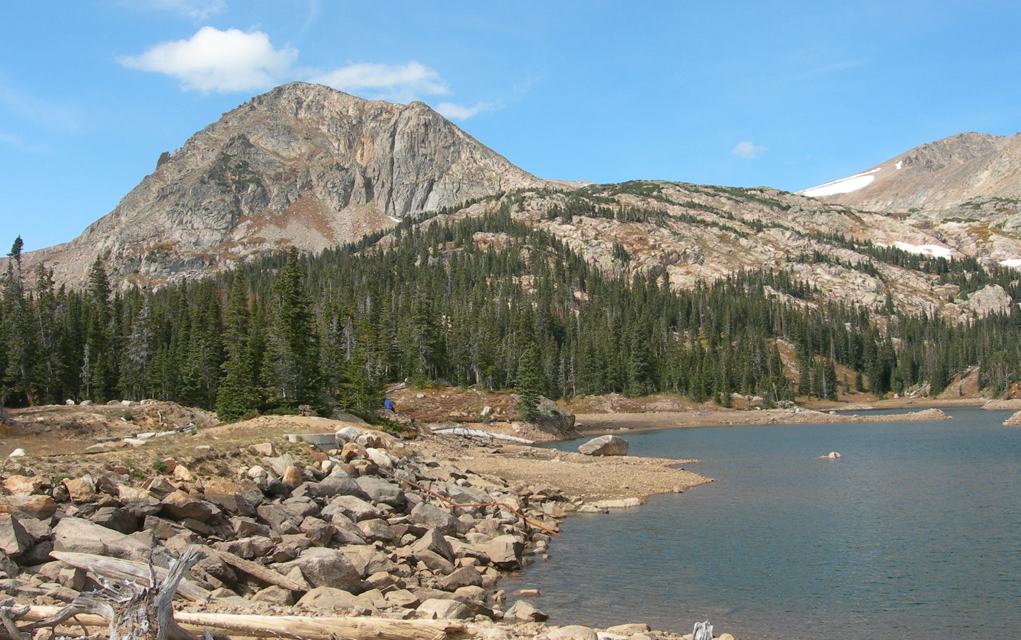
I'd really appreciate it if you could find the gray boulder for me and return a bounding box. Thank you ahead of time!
[355,476,405,508]
[409,503,458,536]
[578,435,629,456]
[279,547,362,592]
[478,535,524,570]
[417,598,471,620]
[52,517,154,563]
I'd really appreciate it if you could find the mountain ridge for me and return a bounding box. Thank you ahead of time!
[20,82,552,287]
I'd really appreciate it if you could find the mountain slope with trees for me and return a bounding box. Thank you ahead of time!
[4,197,1021,416]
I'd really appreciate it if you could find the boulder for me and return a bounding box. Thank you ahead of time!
[314,474,369,501]
[504,599,548,622]
[417,598,471,620]
[256,504,302,535]
[356,519,395,543]
[297,586,363,611]
[63,477,97,503]
[0,515,33,557]
[478,535,524,570]
[279,547,362,592]
[385,589,421,609]
[90,507,138,534]
[282,466,304,489]
[413,549,455,575]
[410,503,458,536]
[412,528,454,562]
[340,546,398,578]
[202,478,261,516]
[263,453,298,478]
[161,491,213,522]
[578,435,629,456]
[52,517,154,562]
[437,566,483,591]
[0,496,57,519]
[323,495,380,522]
[548,626,599,640]
[251,585,296,606]
[355,476,405,508]
[2,476,45,496]
[335,427,361,444]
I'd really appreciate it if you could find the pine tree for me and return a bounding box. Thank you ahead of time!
[216,274,260,422]
[263,248,320,407]
[515,344,542,421]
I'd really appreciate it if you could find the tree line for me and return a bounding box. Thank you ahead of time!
[2,204,1021,422]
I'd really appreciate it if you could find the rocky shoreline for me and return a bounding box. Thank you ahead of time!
[0,416,721,640]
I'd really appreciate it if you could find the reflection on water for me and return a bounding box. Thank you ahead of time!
[510,409,1021,640]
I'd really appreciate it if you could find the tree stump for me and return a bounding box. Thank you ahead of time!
[16,546,210,640]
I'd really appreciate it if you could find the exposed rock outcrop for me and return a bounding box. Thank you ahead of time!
[22,82,549,287]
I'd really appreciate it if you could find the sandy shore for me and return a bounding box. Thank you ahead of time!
[575,406,953,434]
[417,436,709,504]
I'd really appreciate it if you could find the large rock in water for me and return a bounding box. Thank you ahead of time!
[578,435,629,456]
[1005,410,1021,426]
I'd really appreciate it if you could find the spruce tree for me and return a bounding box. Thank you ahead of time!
[216,274,260,422]
[515,344,542,421]
[263,248,320,407]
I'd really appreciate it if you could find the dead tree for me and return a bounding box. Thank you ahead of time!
[12,546,210,640]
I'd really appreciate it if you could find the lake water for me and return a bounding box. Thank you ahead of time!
[509,409,1021,640]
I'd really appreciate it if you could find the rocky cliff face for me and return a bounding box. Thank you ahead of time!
[801,132,1021,213]
[22,82,547,286]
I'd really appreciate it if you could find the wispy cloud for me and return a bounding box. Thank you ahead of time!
[119,27,297,93]
[309,62,448,102]
[0,131,54,155]
[123,0,227,20]
[732,141,767,160]
[435,102,494,121]
[0,82,82,132]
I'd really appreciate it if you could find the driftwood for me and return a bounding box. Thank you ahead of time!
[204,549,306,592]
[20,608,467,640]
[692,621,713,640]
[50,552,211,603]
[21,546,209,640]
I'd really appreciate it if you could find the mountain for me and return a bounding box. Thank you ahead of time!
[800,132,1021,213]
[14,85,1021,323]
[22,82,550,286]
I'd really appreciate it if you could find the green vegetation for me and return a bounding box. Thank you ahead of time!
[3,200,1021,420]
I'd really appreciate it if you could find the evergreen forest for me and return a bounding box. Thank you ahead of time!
[2,203,1021,422]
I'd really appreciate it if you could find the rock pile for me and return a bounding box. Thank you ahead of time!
[0,425,569,623]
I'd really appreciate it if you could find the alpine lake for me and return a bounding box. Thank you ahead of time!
[507,408,1021,640]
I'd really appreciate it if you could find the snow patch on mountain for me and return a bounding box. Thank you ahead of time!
[892,241,952,259]
[801,169,881,197]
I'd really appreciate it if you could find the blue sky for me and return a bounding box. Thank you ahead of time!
[3,1,1020,252]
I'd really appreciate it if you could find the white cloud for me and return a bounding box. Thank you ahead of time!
[124,0,226,20]
[309,62,448,102]
[434,102,494,121]
[118,27,297,93]
[732,141,767,160]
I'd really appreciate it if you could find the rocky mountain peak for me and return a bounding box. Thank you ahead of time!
[22,82,548,287]
[801,131,1021,212]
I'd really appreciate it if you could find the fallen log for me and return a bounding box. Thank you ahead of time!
[20,608,468,640]
[50,551,211,602]
[205,548,307,592]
